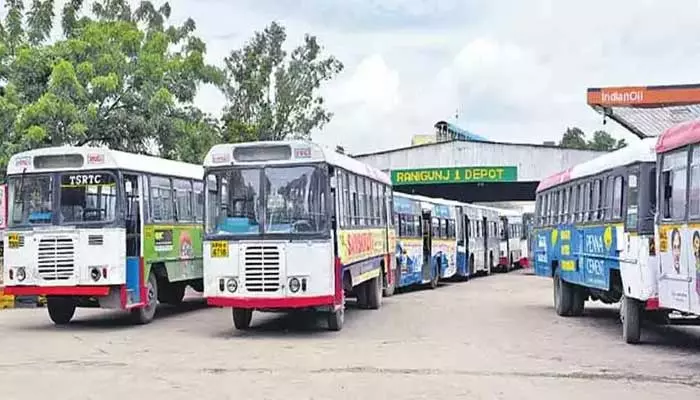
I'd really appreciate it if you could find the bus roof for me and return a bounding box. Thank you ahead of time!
[655,119,700,153]
[6,146,203,180]
[536,137,657,193]
[204,141,391,186]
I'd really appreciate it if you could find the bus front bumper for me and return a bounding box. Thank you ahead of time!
[207,295,335,310]
[3,286,111,297]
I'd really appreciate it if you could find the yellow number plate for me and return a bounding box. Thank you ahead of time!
[7,233,20,249]
[210,241,229,258]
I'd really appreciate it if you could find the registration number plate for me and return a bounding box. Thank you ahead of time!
[210,241,229,258]
[7,233,20,249]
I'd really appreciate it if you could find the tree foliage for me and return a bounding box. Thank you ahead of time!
[0,3,345,173]
[559,127,626,151]
[221,21,343,142]
[0,0,223,169]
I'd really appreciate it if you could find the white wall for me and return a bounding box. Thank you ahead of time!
[354,141,605,182]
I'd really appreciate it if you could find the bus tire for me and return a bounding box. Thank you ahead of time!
[382,268,395,297]
[468,254,475,277]
[327,307,344,331]
[355,282,369,309]
[159,282,186,305]
[553,268,574,316]
[367,276,382,310]
[131,272,158,324]
[621,295,642,344]
[232,308,253,330]
[47,296,76,325]
[571,287,586,316]
[429,261,439,289]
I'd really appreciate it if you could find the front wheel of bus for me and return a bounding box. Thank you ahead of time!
[327,306,344,331]
[232,308,253,330]
[621,295,642,344]
[47,296,76,325]
[131,272,158,324]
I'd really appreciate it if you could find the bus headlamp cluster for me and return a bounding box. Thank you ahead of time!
[289,277,301,293]
[288,277,307,293]
[16,267,26,282]
[90,268,101,282]
[226,278,238,293]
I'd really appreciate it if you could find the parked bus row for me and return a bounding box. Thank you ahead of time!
[0,141,527,331]
[532,120,700,344]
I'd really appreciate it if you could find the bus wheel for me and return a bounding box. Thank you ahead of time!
[327,303,345,331]
[571,287,586,316]
[553,268,573,316]
[355,282,369,309]
[159,282,186,305]
[232,308,253,330]
[131,272,158,324]
[382,269,395,297]
[47,296,76,325]
[429,262,439,289]
[367,276,382,309]
[621,295,642,344]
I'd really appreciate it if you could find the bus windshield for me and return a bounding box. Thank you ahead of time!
[8,171,118,227]
[207,165,329,236]
[58,171,118,224]
[8,174,53,226]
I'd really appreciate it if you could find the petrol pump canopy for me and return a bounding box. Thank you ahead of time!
[587,84,700,139]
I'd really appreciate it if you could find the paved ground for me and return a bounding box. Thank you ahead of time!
[1,270,699,399]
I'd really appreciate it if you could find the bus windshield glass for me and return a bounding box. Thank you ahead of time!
[8,171,118,227]
[8,174,53,226]
[58,171,118,223]
[207,165,328,236]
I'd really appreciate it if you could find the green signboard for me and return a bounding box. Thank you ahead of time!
[391,166,517,186]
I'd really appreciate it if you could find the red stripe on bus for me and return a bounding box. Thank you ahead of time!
[4,286,110,296]
[207,295,335,309]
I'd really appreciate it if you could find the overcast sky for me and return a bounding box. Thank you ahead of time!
[12,0,700,154]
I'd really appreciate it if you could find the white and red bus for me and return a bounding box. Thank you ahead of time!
[202,141,395,331]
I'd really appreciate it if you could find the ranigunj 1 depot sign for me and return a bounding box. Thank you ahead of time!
[391,166,517,186]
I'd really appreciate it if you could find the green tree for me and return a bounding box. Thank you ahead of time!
[558,127,627,151]
[221,21,343,142]
[0,0,223,170]
[559,127,588,150]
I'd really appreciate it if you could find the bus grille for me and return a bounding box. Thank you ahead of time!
[38,237,75,281]
[244,245,281,292]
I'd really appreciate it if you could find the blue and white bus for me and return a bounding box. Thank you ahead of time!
[497,209,524,272]
[393,193,459,289]
[532,137,658,343]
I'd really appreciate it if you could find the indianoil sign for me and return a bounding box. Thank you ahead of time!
[391,166,517,186]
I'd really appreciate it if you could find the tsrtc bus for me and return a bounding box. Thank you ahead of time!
[202,141,394,331]
[532,137,658,343]
[466,204,500,276]
[497,208,524,272]
[2,146,205,325]
[392,193,459,289]
[652,121,700,328]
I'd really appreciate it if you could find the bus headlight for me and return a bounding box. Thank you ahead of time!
[226,278,238,293]
[90,268,101,282]
[289,277,301,293]
[16,267,26,282]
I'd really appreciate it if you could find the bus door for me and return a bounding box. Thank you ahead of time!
[482,217,489,268]
[124,173,145,306]
[501,217,510,266]
[421,210,433,282]
[464,214,472,275]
